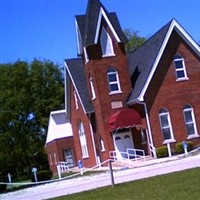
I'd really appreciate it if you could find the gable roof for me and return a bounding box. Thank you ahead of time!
[75,0,127,48]
[65,58,94,114]
[45,110,73,145]
[127,19,200,105]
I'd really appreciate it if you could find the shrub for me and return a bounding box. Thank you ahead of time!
[31,170,52,182]
[156,146,168,158]
[0,175,7,193]
[176,141,194,154]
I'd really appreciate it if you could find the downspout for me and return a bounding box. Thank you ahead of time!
[88,113,99,166]
[136,101,157,158]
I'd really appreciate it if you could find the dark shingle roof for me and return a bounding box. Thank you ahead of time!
[76,0,127,47]
[65,58,94,113]
[127,20,172,104]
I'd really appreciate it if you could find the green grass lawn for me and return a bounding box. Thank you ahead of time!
[51,167,200,200]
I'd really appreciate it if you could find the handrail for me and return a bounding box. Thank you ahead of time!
[149,143,157,158]
[127,148,145,161]
[0,159,113,186]
[109,148,146,162]
[57,162,69,173]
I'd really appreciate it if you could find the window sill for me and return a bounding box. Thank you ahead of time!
[187,134,199,139]
[163,139,176,144]
[176,77,189,82]
[82,156,89,159]
[102,53,116,58]
[109,91,122,95]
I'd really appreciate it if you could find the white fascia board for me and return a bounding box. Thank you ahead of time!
[50,109,66,115]
[75,18,83,55]
[46,110,73,145]
[94,7,121,44]
[173,20,200,55]
[64,62,87,114]
[64,63,68,114]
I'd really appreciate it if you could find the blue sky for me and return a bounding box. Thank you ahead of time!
[1,0,200,65]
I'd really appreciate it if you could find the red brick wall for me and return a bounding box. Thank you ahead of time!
[83,24,132,162]
[145,32,200,151]
[70,83,97,168]
[69,22,132,166]
[45,137,75,174]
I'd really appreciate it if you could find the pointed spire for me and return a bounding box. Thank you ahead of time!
[75,0,127,49]
[84,0,104,46]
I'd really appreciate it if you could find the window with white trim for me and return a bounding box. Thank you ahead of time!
[159,108,174,142]
[183,105,198,137]
[74,90,79,110]
[100,137,105,152]
[89,76,96,100]
[78,122,89,158]
[100,27,114,56]
[107,68,121,94]
[173,55,188,80]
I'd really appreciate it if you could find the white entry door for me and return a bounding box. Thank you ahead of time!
[114,131,134,159]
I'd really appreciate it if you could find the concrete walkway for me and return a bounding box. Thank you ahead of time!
[1,154,200,200]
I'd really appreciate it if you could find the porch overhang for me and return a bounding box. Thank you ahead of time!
[108,108,142,132]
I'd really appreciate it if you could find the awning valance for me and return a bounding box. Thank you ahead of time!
[108,108,142,131]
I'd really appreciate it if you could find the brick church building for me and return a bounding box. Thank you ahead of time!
[45,0,200,174]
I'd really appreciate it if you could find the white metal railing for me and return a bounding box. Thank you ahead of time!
[109,148,146,162]
[57,162,69,178]
[149,143,157,158]
[127,148,145,161]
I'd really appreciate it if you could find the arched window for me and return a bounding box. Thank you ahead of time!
[173,55,188,80]
[107,68,121,94]
[89,75,96,100]
[100,27,114,56]
[183,105,198,137]
[159,108,174,142]
[78,122,89,158]
[100,137,105,152]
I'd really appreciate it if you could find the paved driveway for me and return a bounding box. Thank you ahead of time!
[1,155,200,200]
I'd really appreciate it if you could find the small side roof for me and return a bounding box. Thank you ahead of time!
[45,110,73,145]
[65,58,94,114]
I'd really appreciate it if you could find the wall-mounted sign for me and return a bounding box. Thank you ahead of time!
[111,101,123,109]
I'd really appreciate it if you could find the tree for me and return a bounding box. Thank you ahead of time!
[124,28,147,53]
[0,60,64,178]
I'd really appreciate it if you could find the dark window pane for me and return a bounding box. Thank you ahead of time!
[160,115,169,127]
[186,123,195,135]
[163,128,171,140]
[177,70,185,78]
[110,84,118,91]
[175,60,183,69]
[108,74,117,82]
[185,110,192,122]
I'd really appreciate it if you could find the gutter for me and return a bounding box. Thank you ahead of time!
[129,99,156,158]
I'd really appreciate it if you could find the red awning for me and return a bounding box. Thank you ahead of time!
[108,108,142,131]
